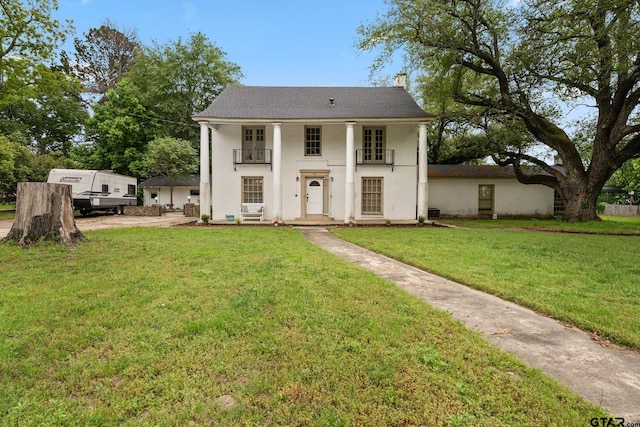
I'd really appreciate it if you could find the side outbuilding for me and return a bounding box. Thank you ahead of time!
[428,165,560,218]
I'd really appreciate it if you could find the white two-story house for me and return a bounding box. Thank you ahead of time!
[192,84,433,222]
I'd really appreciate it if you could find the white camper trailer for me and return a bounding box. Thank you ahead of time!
[47,169,137,215]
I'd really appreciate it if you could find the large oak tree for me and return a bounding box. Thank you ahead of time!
[359,0,640,222]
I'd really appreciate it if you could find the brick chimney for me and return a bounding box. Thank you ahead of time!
[393,73,407,89]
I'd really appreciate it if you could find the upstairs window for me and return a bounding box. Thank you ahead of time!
[305,126,321,156]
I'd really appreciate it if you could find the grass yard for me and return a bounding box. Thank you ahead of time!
[439,215,640,235]
[0,228,605,425]
[0,204,15,221]
[333,226,640,350]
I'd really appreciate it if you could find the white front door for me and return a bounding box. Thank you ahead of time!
[306,179,323,215]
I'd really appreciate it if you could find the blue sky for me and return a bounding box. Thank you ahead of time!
[56,0,398,87]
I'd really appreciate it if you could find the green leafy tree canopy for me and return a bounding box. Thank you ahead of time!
[0,0,72,89]
[127,32,243,142]
[1,0,84,156]
[85,78,161,176]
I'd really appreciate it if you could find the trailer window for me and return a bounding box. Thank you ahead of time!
[102,184,109,193]
[128,184,136,195]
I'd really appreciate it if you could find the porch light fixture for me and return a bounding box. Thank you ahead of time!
[296,176,299,182]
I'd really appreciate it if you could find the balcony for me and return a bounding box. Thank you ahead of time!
[356,149,395,171]
[233,149,272,171]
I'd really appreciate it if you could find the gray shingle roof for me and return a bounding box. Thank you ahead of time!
[193,86,433,120]
[429,164,560,178]
[429,165,517,178]
[140,174,200,188]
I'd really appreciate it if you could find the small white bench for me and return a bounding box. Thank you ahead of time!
[241,203,264,222]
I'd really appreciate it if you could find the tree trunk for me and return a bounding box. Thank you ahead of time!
[2,182,86,246]
[561,182,601,222]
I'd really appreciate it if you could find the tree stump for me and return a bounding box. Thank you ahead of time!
[2,182,86,246]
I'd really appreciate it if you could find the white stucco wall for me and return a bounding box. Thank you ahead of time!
[429,177,555,217]
[143,187,198,209]
[210,122,419,221]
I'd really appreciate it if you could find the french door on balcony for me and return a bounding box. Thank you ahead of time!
[363,127,385,163]
[243,126,265,163]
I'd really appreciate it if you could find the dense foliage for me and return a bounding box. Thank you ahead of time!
[0,2,242,201]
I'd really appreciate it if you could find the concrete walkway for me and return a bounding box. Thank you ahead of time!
[300,227,640,422]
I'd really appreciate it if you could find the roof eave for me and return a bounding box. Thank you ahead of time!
[191,116,435,125]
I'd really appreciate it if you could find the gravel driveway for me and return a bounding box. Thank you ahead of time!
[0,211,195,239]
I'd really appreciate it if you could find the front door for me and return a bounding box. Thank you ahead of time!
[306,179,323,215]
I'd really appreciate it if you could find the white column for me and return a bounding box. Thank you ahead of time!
[199,121,210,219]
[417,122,428,219]
[344,121,356,222]
[210,126,217,218]
[272,122,282,220]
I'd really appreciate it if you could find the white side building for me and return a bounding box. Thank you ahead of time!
[428,165,559,218]
[140,174,200,209]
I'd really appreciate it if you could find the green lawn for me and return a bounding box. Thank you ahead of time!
[439,215,640,235]
[333,226,640,349]
[0,228,605,425]
[0,204,15,220]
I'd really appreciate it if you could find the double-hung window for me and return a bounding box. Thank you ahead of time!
[305,126,321,156]
[242,177,263,204]
[362,177,383,215]
[478,184,494,214]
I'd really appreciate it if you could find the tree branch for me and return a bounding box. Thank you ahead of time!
[613,134,640,167]
[493,152,562,188]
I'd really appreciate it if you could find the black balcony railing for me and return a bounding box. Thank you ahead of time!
[356,149,395,171]
[233,149,272,171]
